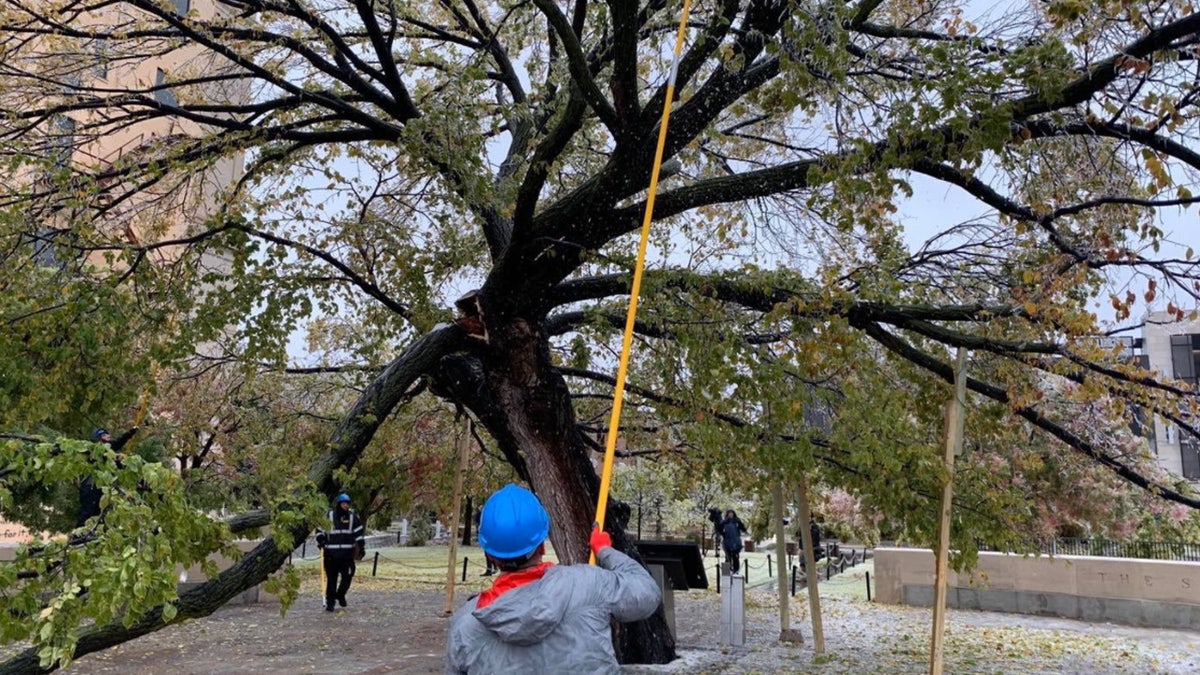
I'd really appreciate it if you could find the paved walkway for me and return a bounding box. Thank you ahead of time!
[9,563,1195,673]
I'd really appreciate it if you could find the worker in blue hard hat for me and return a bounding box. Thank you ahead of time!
[315,493,365,611]
[445,484,661,674]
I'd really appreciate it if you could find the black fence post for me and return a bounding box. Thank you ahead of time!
[768,554,773,579]
[791,565,797,596]
[866,571,872,602]
[826,560,832,580]
[462,557,468,582]
[716,565,721,594]
[301,541,306,559]
[372,551,379,577]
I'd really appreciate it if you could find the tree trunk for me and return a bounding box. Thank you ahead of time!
[478,316,676,664]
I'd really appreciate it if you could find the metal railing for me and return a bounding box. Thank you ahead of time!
[884,538,1200,562]
[1039,538,1200,561]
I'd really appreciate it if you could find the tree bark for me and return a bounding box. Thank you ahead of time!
[475,316,676,664]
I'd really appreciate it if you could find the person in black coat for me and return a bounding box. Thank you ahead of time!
[719,509,747,574]
[799,518,826,569]
[76,427,137,527]
[707,507,724,557]
[475,505,496,576]
[809,518,825,560]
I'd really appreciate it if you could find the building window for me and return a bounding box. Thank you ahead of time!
[1130,403,1155,453]
[1182,433,1200,480]
[1168,334,1200,386]
[155,69,177,106]
[49,115,75,169]
[30,228,79,271]
[91,39,109,78]
[173,0,190,15]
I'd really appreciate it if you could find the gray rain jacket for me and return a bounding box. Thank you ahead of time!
[444,547,662,674]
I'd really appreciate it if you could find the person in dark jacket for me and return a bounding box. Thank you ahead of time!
[445,484,660,674]
[706,507,724,557]
[76,427,138,527]
[474,506,496,576]
[719,509,747,574]
[316,493,365,611]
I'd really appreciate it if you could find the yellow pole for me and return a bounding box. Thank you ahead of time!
[592,0,694,563]
[319,552,326,608]
[930,348,968,675]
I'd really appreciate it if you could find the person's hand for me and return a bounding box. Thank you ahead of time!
[590,525,612,556]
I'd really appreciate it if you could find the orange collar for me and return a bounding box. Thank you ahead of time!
[476,562,555,609]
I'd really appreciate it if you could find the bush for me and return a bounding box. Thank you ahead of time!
[408,516,432,547]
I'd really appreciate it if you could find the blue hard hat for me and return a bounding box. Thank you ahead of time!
[335,493,351,503]
[478,484,550,559]
[90,428,109,442]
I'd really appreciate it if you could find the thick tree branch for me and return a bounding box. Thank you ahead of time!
[857,322,1200,510]
[1013,12,1200,118]
[530,0,620,132]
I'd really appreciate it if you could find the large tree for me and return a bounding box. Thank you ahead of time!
[4,0,1200,670]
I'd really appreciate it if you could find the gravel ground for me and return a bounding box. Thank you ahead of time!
[627,566,1200,675]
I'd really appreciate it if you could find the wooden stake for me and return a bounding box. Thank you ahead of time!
[930,348,968,675]
[772,481,791,633]
[797,476,824,654]
[444,418,471,615]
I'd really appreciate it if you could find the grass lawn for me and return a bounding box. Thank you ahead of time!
[292,544,561,594]
[301,542,873,602]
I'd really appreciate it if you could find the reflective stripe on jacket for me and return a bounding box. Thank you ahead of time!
[444,547,661,674]
[318,508,364,559]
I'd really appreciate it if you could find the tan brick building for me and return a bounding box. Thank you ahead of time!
[14,0,245,271]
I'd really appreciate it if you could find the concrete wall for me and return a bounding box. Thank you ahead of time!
[0,518,34,546]
[875,547,1200,630]
[177,539,273,605]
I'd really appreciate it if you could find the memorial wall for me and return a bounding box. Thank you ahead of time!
[874,547,1200,630]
